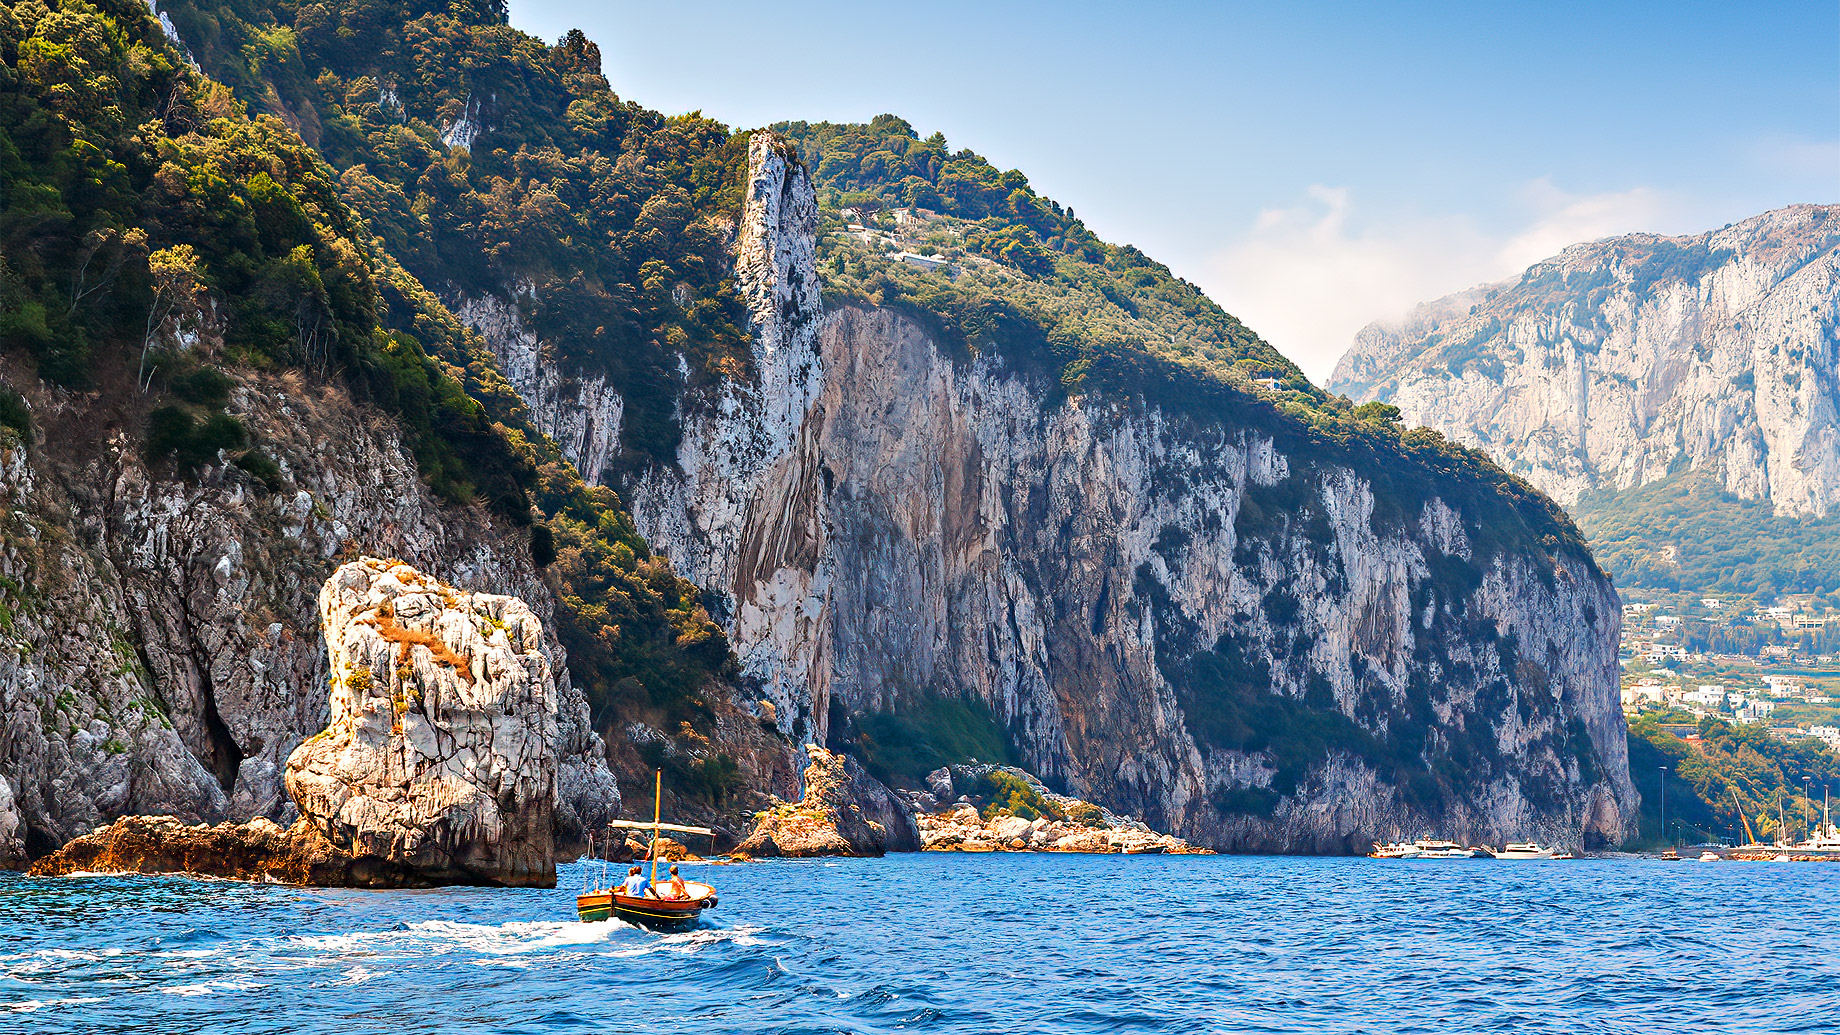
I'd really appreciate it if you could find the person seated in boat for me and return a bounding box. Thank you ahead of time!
[658,865,688,900]
[620,865,652,898]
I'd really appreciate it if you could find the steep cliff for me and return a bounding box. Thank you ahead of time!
[1330,206,1840,520]
[84,0,1635,853]
[474,133,1634,852]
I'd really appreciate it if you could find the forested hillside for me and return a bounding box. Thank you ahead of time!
[1628,712,1840,847]
[1574,468,1840,601]
[165,0,756,470]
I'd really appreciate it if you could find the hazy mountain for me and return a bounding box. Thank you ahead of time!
[1331,205,1840,595]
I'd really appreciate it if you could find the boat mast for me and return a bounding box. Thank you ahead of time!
[650,768,663,887]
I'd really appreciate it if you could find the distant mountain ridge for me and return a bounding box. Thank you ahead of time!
[1330,204,1840,595]
[1331,204,1840,520]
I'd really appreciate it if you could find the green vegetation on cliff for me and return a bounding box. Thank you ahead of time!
[778,115,1301,389]
[0,0,728,739]
[1575,467,1840,598]
[777,117,1592,575]
[167,0,756,471]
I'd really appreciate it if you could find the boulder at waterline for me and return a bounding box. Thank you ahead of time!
[910,764,1207,854]
[737,745,919,857]
[285,558,562,887]
[27,815,366,884]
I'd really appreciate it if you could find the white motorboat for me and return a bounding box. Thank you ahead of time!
[1495,842,1555,860]
[1412,838,1487,859]
[1698,851,1720,862]
[1369,841,1421,859]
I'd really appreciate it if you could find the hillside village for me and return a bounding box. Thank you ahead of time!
[1620,594,1840,753]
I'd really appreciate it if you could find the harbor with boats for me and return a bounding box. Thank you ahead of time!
[1368,839,1574,860]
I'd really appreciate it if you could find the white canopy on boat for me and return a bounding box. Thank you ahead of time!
[605,819,716,837]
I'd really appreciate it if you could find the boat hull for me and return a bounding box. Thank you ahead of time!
[612,897,706,931]
[577,881,716,930]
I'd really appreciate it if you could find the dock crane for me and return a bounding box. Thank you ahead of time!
[1733,786,1760,847]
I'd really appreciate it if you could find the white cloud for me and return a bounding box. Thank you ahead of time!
[1745,134,1840,182]
[1202,181,1677,385]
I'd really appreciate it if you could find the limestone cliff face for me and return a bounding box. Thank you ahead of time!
[0,370,616,862]
[1330,205,1840,517]
[288,558,565,886]
[449,289,625,488]
[624,133,829,744]
[456,132,1634,852]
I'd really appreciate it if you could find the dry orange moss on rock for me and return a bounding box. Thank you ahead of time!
[360,597,476,684]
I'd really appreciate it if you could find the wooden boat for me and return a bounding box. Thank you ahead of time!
[576,770,719,931]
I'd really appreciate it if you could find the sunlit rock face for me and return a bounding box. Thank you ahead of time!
[1331,204,1840,518]
[286,558,565,887]
[456,132,1634,854]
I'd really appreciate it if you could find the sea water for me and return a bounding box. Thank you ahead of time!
[3,853,1836,1033]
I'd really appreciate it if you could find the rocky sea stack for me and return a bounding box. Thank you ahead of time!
[738,745,920,857]
[285,557,565,886]
[32,559,579,887]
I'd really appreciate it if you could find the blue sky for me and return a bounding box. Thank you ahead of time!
[511,0,1839,380]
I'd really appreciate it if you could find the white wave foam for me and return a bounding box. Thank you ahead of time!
[295,919,629,958]
[163,978,265,997]
[6,996,104,1013]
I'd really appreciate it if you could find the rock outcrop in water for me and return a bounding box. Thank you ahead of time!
[1329,205,1840,517]
[286,558,565,887]
[28,815,357,884]
[737,744,920,857]
[910,765,1206,854]
[26,560,587,887]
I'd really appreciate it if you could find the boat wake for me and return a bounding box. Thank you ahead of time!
[294,918,627,957]
[288,918,774,963]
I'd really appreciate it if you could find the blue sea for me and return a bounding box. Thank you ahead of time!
[3,854,1836,1033]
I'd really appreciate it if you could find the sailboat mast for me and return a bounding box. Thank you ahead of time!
[650,768,663,886]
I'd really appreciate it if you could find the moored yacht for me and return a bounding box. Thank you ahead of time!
[1495,842,1555,860]
[1412,838,1488,859]
[1788,791,1840,854]
[1370,841,1421,859]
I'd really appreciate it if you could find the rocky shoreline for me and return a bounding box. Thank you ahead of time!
[904,764,1208,855]
[22,749,1210,881]
[732,752,1205,858]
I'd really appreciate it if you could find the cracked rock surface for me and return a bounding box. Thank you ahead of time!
[286,558,565,887]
